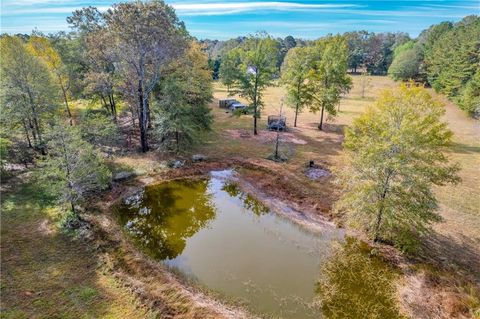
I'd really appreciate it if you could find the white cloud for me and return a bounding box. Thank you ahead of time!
[171,2,360,16]
[2,5,111,15]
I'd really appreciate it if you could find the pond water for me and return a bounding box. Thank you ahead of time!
[115,170,400,319]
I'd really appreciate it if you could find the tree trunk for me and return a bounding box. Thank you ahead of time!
[26,89,44,153]
[294,102,299,127]
[60,81,73,126]
[28,118,37,145]
[294,81,301,127]
[22,119,32,148]
[109,93,117,122]
[374,171,393,242]
[318,105,325,130]
[253,73,259,135]
[373,209,383,242]
[71,201,76,215]
[146,97,152,129]
[253,109,258,135]
[100,94,109,112]
[138,80,148,153]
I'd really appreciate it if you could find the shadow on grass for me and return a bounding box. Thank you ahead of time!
[420,231,480,281]
[449,142,480,155]
[1,177,147,319]
[303,122,348,135]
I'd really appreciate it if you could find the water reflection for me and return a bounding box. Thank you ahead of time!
[117,179,216,260]
[315,237,403,319]
[222,182,269,215]
[115,172,400,319]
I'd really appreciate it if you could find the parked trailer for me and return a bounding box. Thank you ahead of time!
[219,99,237,108]
[267,115,287,131]
[229,102,247,112]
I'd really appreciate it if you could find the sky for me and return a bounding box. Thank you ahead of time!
[1,0,479,39]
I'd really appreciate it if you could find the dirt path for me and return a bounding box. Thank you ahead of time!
[0,175,155,319]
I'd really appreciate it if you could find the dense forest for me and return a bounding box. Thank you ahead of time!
[1,3,212,171]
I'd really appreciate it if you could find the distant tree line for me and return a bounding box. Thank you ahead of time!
[204,31,410,79]
[388,16,480,117]
[210,17,479,117]
[202,35,305,79]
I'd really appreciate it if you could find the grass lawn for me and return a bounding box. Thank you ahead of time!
[0,176,155,319]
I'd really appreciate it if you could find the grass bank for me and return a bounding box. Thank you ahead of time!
[0,174,155,319]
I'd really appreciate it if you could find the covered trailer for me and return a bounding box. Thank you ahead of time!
[267,115,286,131]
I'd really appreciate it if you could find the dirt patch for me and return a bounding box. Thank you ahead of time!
[305,167,331,180]
[37,219,55,236]
[225,129,308,145]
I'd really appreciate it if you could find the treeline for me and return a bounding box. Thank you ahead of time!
[202,35,306,79]
[204,31,410,79]
[209,16,479,117]
[0,1,213,213]
[388,15,480,117]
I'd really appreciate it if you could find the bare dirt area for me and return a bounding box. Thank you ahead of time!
[225,129,308,145]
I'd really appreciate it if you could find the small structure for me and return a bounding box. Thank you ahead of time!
[219,99,237,108]
[267,115,286,131]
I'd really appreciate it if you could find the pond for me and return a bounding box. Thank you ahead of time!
[115,170,401,319]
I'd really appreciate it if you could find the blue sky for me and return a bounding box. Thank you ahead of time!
[1,0,478,39]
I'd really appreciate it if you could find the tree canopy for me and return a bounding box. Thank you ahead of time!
[308,35,352,130]
[227,33,279,135]
[336,83,459,251]
[389,15,480,117]
[280,46,313,127]
[41,124,111,214]
[387,41,424,81]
